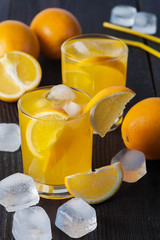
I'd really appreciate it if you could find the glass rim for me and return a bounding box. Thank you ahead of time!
[18,85,92,121]
[61,33,128,62]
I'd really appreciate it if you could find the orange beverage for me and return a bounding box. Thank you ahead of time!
[61,34,128,97]
[18,85,93,199]
[61,34,128,129]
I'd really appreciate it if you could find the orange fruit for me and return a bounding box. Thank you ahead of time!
[121,97,160,160]
[0,51,42,102]
[84,86,135,137]
[65,162,123,204]
[30,8,82,59]
[0,20,40,59]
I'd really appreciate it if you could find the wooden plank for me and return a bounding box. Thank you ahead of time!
[8,0,55,24]
[138,0,160,96]
[0,1,22,239]
[0,0,10,21]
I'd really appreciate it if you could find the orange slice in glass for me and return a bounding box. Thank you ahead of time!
[26,107,69,172]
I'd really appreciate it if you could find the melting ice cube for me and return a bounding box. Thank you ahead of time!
[111,148,147,183]
[110,5,137,27]
[132,12,157,34]
[73,41,90,55]
[0,173,39,212]
[47,84,76,101]
[12,206,52,240]
[62,101,82,117]
[0,123,21,152]
[56,100,82,117]
[55,198,97,238]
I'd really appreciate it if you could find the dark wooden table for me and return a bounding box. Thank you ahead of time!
[0,0,160,239]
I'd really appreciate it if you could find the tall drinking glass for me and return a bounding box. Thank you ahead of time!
[18,86,93,199]
[61,34,128,129]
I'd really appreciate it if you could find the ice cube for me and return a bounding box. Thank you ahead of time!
[12,206,52,240]
[0,123,21,152]
[111,148,147,183]
[63,101,82,117]
[0,173,39,212]
[73,41,90,55]
[47,84,76,101]
[132,12,157,34]
[55,198,97,238]
[57,100,82,117]
[110,5,137,27]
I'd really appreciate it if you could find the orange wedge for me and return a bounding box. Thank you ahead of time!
[84,86,135,137]
[0,51,42,102]
[26,107,69,171]
[65,162,123,204]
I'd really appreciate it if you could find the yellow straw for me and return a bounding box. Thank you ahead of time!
[122,39,160,58]
[103,22,160,44]
[103,22,160,58]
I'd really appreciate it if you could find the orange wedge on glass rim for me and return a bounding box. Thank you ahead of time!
[65,162,123,204]
[0,50,42,102]
[84,86,136,137]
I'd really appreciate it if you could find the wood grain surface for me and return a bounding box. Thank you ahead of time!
[0,0,160,239]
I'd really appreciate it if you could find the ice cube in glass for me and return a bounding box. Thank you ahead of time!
[46,84,76,100]
[0,173,39,212]
[111,148,147,183]
[56,100,82,117]
[73,41,90,55]
[55,198,97,238]
[110,5,137,27]
[12,206,52,240]
[132,12,157,34]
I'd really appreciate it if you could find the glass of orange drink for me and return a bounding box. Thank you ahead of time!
[61,34,128,130]
[18,85,93,199]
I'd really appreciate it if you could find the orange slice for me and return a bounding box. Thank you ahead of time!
[26,107,69,172]
[65,162,123,204]
[0,51,42,102]
[78,56,126,75]
[79,56,119,63]
[62,63,92,95]
[84,86,135,137]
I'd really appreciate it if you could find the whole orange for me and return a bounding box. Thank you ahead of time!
[30,8,82,59]
[121,97,160,160]
[0,20,40,59]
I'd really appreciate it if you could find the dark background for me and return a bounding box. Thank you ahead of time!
[0,0,160,239]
